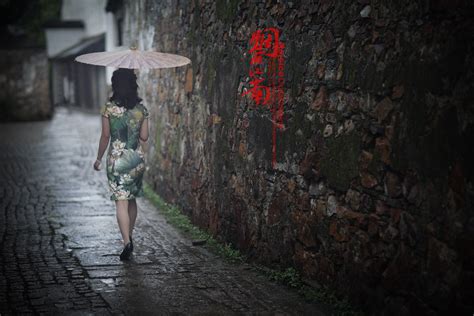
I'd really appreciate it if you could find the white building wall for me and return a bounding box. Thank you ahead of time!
[105,12,119,85]
[45,29,85,58]
[61,0,107,37]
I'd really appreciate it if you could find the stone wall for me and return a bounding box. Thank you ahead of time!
[122,0,474,314]
[0,49,52,121]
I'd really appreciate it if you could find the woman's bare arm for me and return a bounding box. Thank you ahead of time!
[97,116,110,161]
[139,117,149,142]
[139,117,149,157]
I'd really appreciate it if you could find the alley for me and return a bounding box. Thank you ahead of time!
[0,106,329,315]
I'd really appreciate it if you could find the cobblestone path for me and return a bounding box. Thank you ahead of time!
[0,107,329,315]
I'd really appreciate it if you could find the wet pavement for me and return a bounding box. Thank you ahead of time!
[0,106,329,315]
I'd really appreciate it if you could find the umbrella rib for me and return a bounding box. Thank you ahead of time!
[124,54,133,69]
[105,53,132,67]
[137,52,155,69]
[77,50,127,65]
[146,53,172,67]
[93,51,130,66]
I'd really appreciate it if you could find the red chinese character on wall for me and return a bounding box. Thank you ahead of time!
[242,27,285,169]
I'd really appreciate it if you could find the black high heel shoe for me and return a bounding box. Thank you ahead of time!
[120,242,133,261]
[130,236,133,252]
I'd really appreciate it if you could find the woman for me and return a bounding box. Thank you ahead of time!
[93,68,149,261]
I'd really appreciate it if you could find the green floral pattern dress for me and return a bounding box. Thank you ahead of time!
[100,101,149,201]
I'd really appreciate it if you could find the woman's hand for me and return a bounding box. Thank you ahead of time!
[93,159,101,171]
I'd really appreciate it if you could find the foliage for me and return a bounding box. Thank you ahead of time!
[143,181,365,315]
[253,264,366,316]
[0,0,61,47]
[143,182,246,264]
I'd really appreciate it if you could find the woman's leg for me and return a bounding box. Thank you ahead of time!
[128,198,138,237]
[115,200,130,245]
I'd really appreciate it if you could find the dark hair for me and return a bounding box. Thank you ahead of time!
[109,68,142,109]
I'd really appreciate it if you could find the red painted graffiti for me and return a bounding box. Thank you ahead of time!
[242,27,285,169]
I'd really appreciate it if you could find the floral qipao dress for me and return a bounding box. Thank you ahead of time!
[100,101,149,200]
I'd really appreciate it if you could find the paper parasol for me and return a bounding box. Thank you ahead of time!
[75,45,191,69]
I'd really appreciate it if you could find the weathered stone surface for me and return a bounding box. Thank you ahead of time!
[392,84,404,99]
[323,124,333,137]
[382,242,417,291]
[0,49,52,121]
[345,189,361,210]
[121,0,474,314]
[326,195,338,217]
[299,151,319,181]
[359,150,373,170]
[292,210,318,249]
[360,5,371,18]
[375,137,391,165]
[385,171,402,198]
[312,85,328,110]
[320,131,361,191]
[373,97,394,123]
[329,220,348,242]
[185,67,193,93]
[360,171,378,188]
[316,63,326,79]
[294,242,318,278]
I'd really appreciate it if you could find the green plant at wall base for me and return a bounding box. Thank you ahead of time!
[253,264,365,316]
[143,182,245,264]
[210,239,245,262]
[143,182,364,315]
[271,267,301,288]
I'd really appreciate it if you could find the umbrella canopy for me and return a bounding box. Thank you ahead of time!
[74,45,191,69]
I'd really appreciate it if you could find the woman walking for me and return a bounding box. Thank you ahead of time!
[93,68,149,261]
